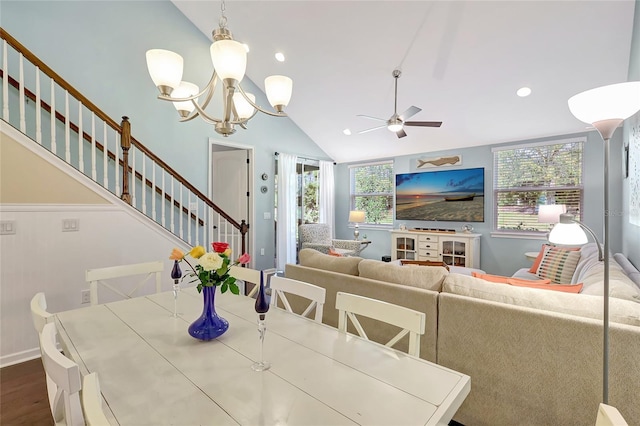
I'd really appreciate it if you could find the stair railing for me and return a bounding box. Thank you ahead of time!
[0,28,248,255]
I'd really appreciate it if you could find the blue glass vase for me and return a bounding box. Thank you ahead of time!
[188,285,229,341]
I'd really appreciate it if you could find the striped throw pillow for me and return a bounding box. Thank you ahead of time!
[536,247,581,284]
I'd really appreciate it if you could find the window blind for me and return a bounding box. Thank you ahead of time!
[493,138,584,233]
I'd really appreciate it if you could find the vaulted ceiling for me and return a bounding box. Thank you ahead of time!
[173,1,636,163]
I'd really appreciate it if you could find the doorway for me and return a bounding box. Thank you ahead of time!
[208,139,254,260]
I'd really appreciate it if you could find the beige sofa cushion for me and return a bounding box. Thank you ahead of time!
[358,259,448,292]
[298,248,362,276]
[443,273,640,326]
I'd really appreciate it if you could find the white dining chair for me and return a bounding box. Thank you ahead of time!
[30,292,54,334]
[335,291,426,357]
[85,261,163,305]
[270,276,326,322]
[82,372,111,426]
[230,266,277,297]
[39,322,84,426]
[596,403,628,426]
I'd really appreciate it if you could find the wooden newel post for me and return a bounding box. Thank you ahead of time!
[240,220,249,254]
[120,116,132,204]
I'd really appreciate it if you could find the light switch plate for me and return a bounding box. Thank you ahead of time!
[0,221,16,235]
[62,218,80,232]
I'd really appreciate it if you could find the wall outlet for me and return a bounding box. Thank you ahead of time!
[0,220,16,235]
[62,218,80,232]
[81,290,91,304]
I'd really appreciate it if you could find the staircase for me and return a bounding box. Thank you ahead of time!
[0,29,248,254]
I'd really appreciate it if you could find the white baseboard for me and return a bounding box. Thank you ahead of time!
[0,347,41,368]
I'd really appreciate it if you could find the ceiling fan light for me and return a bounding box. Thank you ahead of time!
[233,92,256,120]
[388,122,403,132]
[210,39,247,83]
[265,75,293,111]
[146,49,183,95]
[170,81,199,116]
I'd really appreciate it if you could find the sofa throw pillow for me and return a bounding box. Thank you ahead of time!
[528,244,550,273]
[509,281,584,293]
[328,247,343,257]
[536,247,581,284]
[471,272,552,285]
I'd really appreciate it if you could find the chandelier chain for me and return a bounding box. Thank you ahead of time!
[219,0,228,29]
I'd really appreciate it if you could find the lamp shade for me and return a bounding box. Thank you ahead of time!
[233,92,256,120]
[146,49,183,90]
[568,81,640,124]
[348,210,366,223]
[265,75,293,109]
[210,40,247,82]
[170,81,199,114]
[538,204,566,224]
[548,222,588,245]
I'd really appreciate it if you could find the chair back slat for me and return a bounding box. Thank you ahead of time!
[30,292,53,334]
[82,372,111,426]
[85,261,164,305]
[40,322,84,426]
[270,276,326,322]
[335,291,426,357]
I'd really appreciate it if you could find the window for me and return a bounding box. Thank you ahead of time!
[349,161,394,226]
[493,138,584,235]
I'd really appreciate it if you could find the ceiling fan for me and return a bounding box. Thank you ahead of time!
[358,69,442,138]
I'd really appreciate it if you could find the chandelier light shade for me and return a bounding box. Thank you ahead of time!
[145,0,292,136]
[210,39,247,83]
[233,92,256,119]
[145,49,184,96]
[264,75,293,111]
[171,82,199,116]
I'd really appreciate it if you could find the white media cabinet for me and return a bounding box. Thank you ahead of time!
[390,229,481,268]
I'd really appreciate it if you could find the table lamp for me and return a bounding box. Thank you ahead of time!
[565,81,640,404]
[348,210,365,240]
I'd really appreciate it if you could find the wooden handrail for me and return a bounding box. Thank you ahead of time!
[1,28,247,244]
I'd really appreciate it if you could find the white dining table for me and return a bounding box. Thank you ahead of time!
[55,286,470,426]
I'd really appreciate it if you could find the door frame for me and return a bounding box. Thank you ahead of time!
[208,138,255,265]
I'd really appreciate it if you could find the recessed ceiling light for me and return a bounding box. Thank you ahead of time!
[343,129,352,136]
[517,87,532,97]
[275,52,285,62]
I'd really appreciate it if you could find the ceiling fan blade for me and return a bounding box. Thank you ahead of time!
[357,114,386,122]
[396,128,408,138]
[404,121,443,127]
[399,106,421,121]
[358,124,387,134]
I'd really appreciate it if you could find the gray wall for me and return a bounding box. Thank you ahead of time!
[2,1,331,270]
[335,130,625,276]
[622,0,640,267]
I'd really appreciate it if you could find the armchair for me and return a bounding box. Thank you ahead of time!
[299,223,363,256]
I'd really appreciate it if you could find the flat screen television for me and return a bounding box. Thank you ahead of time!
[395,167,485,222]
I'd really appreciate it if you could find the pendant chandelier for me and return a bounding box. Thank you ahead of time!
[145,1,293,136]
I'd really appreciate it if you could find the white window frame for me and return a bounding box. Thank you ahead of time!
[349,160,394,229]
[492,137,585,238]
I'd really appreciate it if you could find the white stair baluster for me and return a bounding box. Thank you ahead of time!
[91,113,96,180]
[2,40,8,121]
[130,148,136,208]
[50,78,56,154]
[151,161,156,221]
[179,183,184,239]
[170,176,175,233]
[35,68,41,144]
[141,152,147,214]
[187,192,192,245]
[102,121,108,188]
[194,199,199,246]
[18,53,25,133]
[78,102,83,173]
[64,90,70,162]
[161,170,166,227]
[115,130,121,197]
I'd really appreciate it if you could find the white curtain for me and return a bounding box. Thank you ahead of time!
[276,153,298,271]
[319,160,335,237]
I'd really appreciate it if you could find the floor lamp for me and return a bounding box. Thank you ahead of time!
[564,81,640,404]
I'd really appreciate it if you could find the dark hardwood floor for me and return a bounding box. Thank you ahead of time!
[0,358,53,425]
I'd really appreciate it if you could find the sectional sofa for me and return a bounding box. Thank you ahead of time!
[284,245,640,426]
